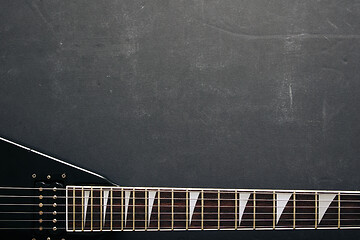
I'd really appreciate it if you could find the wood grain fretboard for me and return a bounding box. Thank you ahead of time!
[66,186,360,232]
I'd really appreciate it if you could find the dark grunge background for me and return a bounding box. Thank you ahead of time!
[1,0,360,239]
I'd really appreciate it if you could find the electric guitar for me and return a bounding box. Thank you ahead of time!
[1,136,359,240]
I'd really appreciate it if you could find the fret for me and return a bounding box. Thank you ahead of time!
[273,191,275,229]
[217,190,220,230]
[81,187,84,231]
[110,188,113,231]
[73,187,75,231]
[293,192,296,229]
[235,190,238,230]
[315,192,317,229]
[145,189,147,231]
[253,192,255,230]
[338,192,340,229]
[186,190,189,230]
[171,189,174,230]
[91,187,94,231]
[201,190,204,230]
[132,188,135,231]
[158,190,160,230]
[100,188,103,231]
[121,188,123,230]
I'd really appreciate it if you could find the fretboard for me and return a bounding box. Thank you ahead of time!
[66,186,360,232]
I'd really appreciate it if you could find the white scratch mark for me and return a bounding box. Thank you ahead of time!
[327,19,338,29]
[322,98,327,133]
[28,1,58,40]
[289,84,293,109]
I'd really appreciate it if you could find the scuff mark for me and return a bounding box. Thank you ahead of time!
[124,4,146,19]
[322,97,327,134]
[198,117,208,126]
[322,97,345,133]
[275,35,302,124]
[344,21,354,29]
[201,0,205,20]
[289,84,293,109]
[327,18,338,29]
[1,68,15,79]
[26,0,58,40]
[285,37,301,52]
[197,19,359,40]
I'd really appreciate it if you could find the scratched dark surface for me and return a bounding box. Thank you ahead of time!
[1,0,360,239]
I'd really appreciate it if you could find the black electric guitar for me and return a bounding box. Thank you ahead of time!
[1,136,360,240]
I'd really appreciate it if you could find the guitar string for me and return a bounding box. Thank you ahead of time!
[0,228,67,230]
[1,211,359,215]
[0,192,357,203]
[0,210,357,218]
[0,195,357,203]
[1,187,360,196]
[0,218,358,222]
[0,202,358,209]
[5,226,360,230]
[0,187,66,191]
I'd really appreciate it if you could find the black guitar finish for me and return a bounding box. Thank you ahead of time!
[0,137,114,240]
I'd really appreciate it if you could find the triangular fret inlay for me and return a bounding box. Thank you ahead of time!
[276,193,292,224]
[239,193,251,225]
[318,194,336,224]
[189,191,200,225]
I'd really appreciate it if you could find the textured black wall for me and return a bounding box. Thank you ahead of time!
[1,0,360,239]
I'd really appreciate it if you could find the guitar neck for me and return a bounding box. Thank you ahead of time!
[66,186,360,232]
